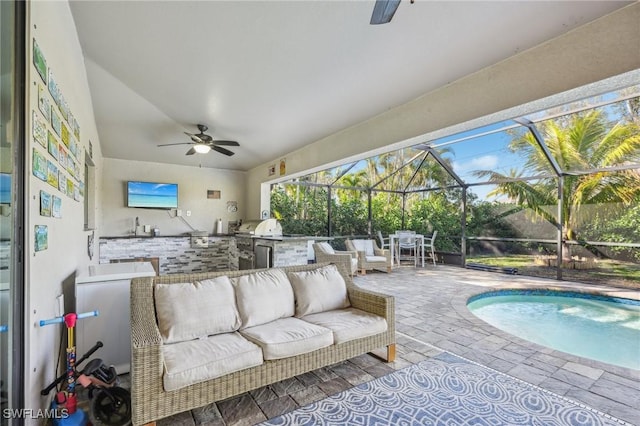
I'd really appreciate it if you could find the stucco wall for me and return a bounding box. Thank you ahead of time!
[100,158,246,236]
[25,1,104,417]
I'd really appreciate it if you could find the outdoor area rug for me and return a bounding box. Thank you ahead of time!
[261,352,627,426]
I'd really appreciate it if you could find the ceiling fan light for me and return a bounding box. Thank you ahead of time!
[193,144,211,154]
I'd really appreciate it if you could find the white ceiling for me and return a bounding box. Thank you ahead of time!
[69,1,630,171]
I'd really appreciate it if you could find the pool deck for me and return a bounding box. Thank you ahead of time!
[155,265,639,426]
[358,265,640,425]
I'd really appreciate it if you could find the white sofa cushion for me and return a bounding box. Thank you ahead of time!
[365,255,388,262]
[239,317,333,360]
[317,242,335,254]
[302,308,388,344]
[155,276,241,344]
[162,332,263,391]
[287,264,350,317]
[352,240,375,256]
[232,269,295,329]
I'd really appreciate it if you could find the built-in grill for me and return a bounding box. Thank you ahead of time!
[235,219,283,269]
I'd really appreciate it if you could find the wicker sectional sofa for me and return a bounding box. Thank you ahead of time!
[130,262,396,425]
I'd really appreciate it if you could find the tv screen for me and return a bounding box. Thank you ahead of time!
[127,181,178,209]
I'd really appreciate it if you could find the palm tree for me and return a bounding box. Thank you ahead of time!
[477,109,640,259]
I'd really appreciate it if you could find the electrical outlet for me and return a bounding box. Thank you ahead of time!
[186,210,191,217]
[56,294,64,316]
[176,209,182,217]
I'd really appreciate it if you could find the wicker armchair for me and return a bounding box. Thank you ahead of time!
[313,242,358,276]
[345,239,392,275]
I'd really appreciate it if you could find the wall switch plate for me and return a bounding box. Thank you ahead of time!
[176,209,182,217]
[186,210,191,217]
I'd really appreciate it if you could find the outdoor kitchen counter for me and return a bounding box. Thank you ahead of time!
[98,235,238,274]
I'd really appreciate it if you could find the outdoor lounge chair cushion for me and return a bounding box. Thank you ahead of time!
[287,264,351,317]
[161,331,263,391]
[317,242,335,254]
[302,308,388,344]
[239,317,334,360]
[232,268,295,329]
[365,255,388,262]
[351,239,375,256]
[154,276,241,344]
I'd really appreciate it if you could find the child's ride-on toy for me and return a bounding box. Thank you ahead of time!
[40,311,131,426]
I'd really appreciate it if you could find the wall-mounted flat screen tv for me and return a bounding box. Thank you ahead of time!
[127,181,178,209]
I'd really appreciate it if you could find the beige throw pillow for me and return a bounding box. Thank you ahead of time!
[232,269,295,329]
[287,264,351,317]
[155,276,241,344]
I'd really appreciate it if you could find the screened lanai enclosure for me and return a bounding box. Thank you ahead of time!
[271,86,640,288]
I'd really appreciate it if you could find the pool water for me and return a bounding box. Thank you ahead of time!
[467,291,640,370]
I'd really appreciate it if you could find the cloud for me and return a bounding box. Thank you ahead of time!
[453,155,499,173]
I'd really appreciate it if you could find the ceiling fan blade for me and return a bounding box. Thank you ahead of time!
[158,142,193,147]
[212,146,235,156]
[370,0,401,25]
[212,140,240,147]
[185,147,196,156]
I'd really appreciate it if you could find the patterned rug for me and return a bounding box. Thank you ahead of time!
[261,352,627,426]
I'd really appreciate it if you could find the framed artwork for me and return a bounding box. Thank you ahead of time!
[50,107,62,137]
[46,160,59,189]
[207,190,221,199]
[58,146,68,169]
[52,196,62,218]
[58,171,66,194]
[69,139,77,159]
[61,122,70,147]
[33,39,47,84]
[32,149,47,181]
[35,225,48,252]
[73,185,80,202]
[268,164,276,176]
[32,110,47,148]
[47,131,59,161]
[59,98,69,122]
[48,68,60,107]
[279,158,286,176]
[66,177,74,198]
[38,84,50,122]
[40,190,51,217]
[79,181,85,198]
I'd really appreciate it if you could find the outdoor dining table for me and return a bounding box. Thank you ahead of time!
[389,233,425,267]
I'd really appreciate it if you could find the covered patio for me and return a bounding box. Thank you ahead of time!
[271,84,640,289]
[153,266,639,425]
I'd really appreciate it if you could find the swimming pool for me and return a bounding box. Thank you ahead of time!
[467,290,640,370]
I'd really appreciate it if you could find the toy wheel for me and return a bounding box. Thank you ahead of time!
[89,387,131,426]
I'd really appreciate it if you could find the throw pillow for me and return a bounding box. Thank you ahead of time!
[318,242,335,254]
[232,268,295,329]
[287,264,351,317]
[155,275,241,344]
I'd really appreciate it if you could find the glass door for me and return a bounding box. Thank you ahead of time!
[1,0,25,422]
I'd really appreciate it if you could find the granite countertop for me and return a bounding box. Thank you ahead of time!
[100,234,235,239]
[253,235,333,241]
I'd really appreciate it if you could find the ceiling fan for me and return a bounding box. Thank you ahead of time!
[157,124,240,156]
[370,0,410,25]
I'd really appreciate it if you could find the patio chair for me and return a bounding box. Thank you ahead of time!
[419,230,438,266]
[377,230,390,250]
[395,231,418,266]
[345,239,392,275]
[312,242,358,277]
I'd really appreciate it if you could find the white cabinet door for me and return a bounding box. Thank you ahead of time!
[76,278,131,374]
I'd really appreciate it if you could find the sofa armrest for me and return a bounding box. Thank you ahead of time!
[373,248,389,257]
[347,286,395,333]
[130,276,163,348]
